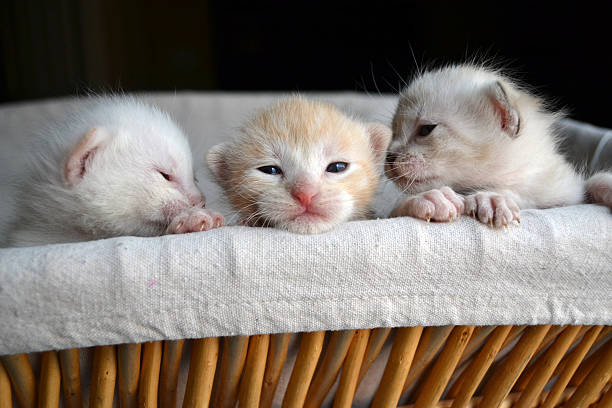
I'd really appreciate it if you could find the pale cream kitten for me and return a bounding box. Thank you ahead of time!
[207,97,391,234]
[386,64,612,227]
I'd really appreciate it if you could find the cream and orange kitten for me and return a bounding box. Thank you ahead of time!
[207,97,391,234]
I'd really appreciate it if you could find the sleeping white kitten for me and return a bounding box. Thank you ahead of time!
[5,96,223,247]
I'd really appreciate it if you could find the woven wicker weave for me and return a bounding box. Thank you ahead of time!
[1,324,611,408]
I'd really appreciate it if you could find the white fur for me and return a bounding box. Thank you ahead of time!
[5,96,215,247]
[386,64,611,226]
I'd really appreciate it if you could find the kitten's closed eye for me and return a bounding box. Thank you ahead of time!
[258,165,283,175]
[417,124,437,137]
[159,170,173,181]
[326,162,348,173]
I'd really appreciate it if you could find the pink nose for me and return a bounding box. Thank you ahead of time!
[292,188,316,208]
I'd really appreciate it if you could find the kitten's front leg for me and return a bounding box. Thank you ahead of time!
[166,207,225,234]
[391,186,465,222]
[464,191,520,228]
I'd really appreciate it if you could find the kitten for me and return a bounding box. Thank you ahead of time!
[206,97,391,234]
[385,64,612,227]
[6,96,223,247]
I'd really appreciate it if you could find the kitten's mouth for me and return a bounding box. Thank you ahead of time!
[289,208,328,223]
[281,210,337,234]
[398,175,440,191]
[412,176,438,184]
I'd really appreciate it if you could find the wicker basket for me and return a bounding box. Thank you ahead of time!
[1,324,611,408]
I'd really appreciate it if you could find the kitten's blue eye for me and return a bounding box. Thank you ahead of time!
[417,124,437,137]
[326,162,348,173]
[258,165,283,175]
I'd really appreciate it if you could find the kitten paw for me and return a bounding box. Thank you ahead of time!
[585,172,612,208]
[166,207,225,234]
[464,192,520,228]
[391,187,465,222]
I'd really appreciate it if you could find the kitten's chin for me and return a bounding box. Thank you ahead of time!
[278,216,341,234]
[397,176,441,194]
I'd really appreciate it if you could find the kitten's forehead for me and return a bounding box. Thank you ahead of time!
[400,65,500,116]
[111,115,192,174]
[244,98,368,154]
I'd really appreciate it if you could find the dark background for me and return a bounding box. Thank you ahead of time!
[1,1,611,126]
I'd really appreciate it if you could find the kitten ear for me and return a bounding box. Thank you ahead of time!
[206,142,230,180]
[485,81,521,138]
[64,127,110,187]
[366,123,392,163]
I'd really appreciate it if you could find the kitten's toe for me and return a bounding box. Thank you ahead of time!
[440,186,465,217]
[202,209,224,229]
[474,193,494,225]
[393,189,462,222]
[193,212,214,232]
[184,214,209,233]
[465,195,477,218]
[468,192,520,228]
[164,214,188,235]
[507,198,521,224]
[173,221,185,234]
[391,197,435,221]
[586,172,612,207]
[490,196,507,228]
[213,214,224,228]
[422,190,457,221]
[166,208,224,234]
[198,218,211,231]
